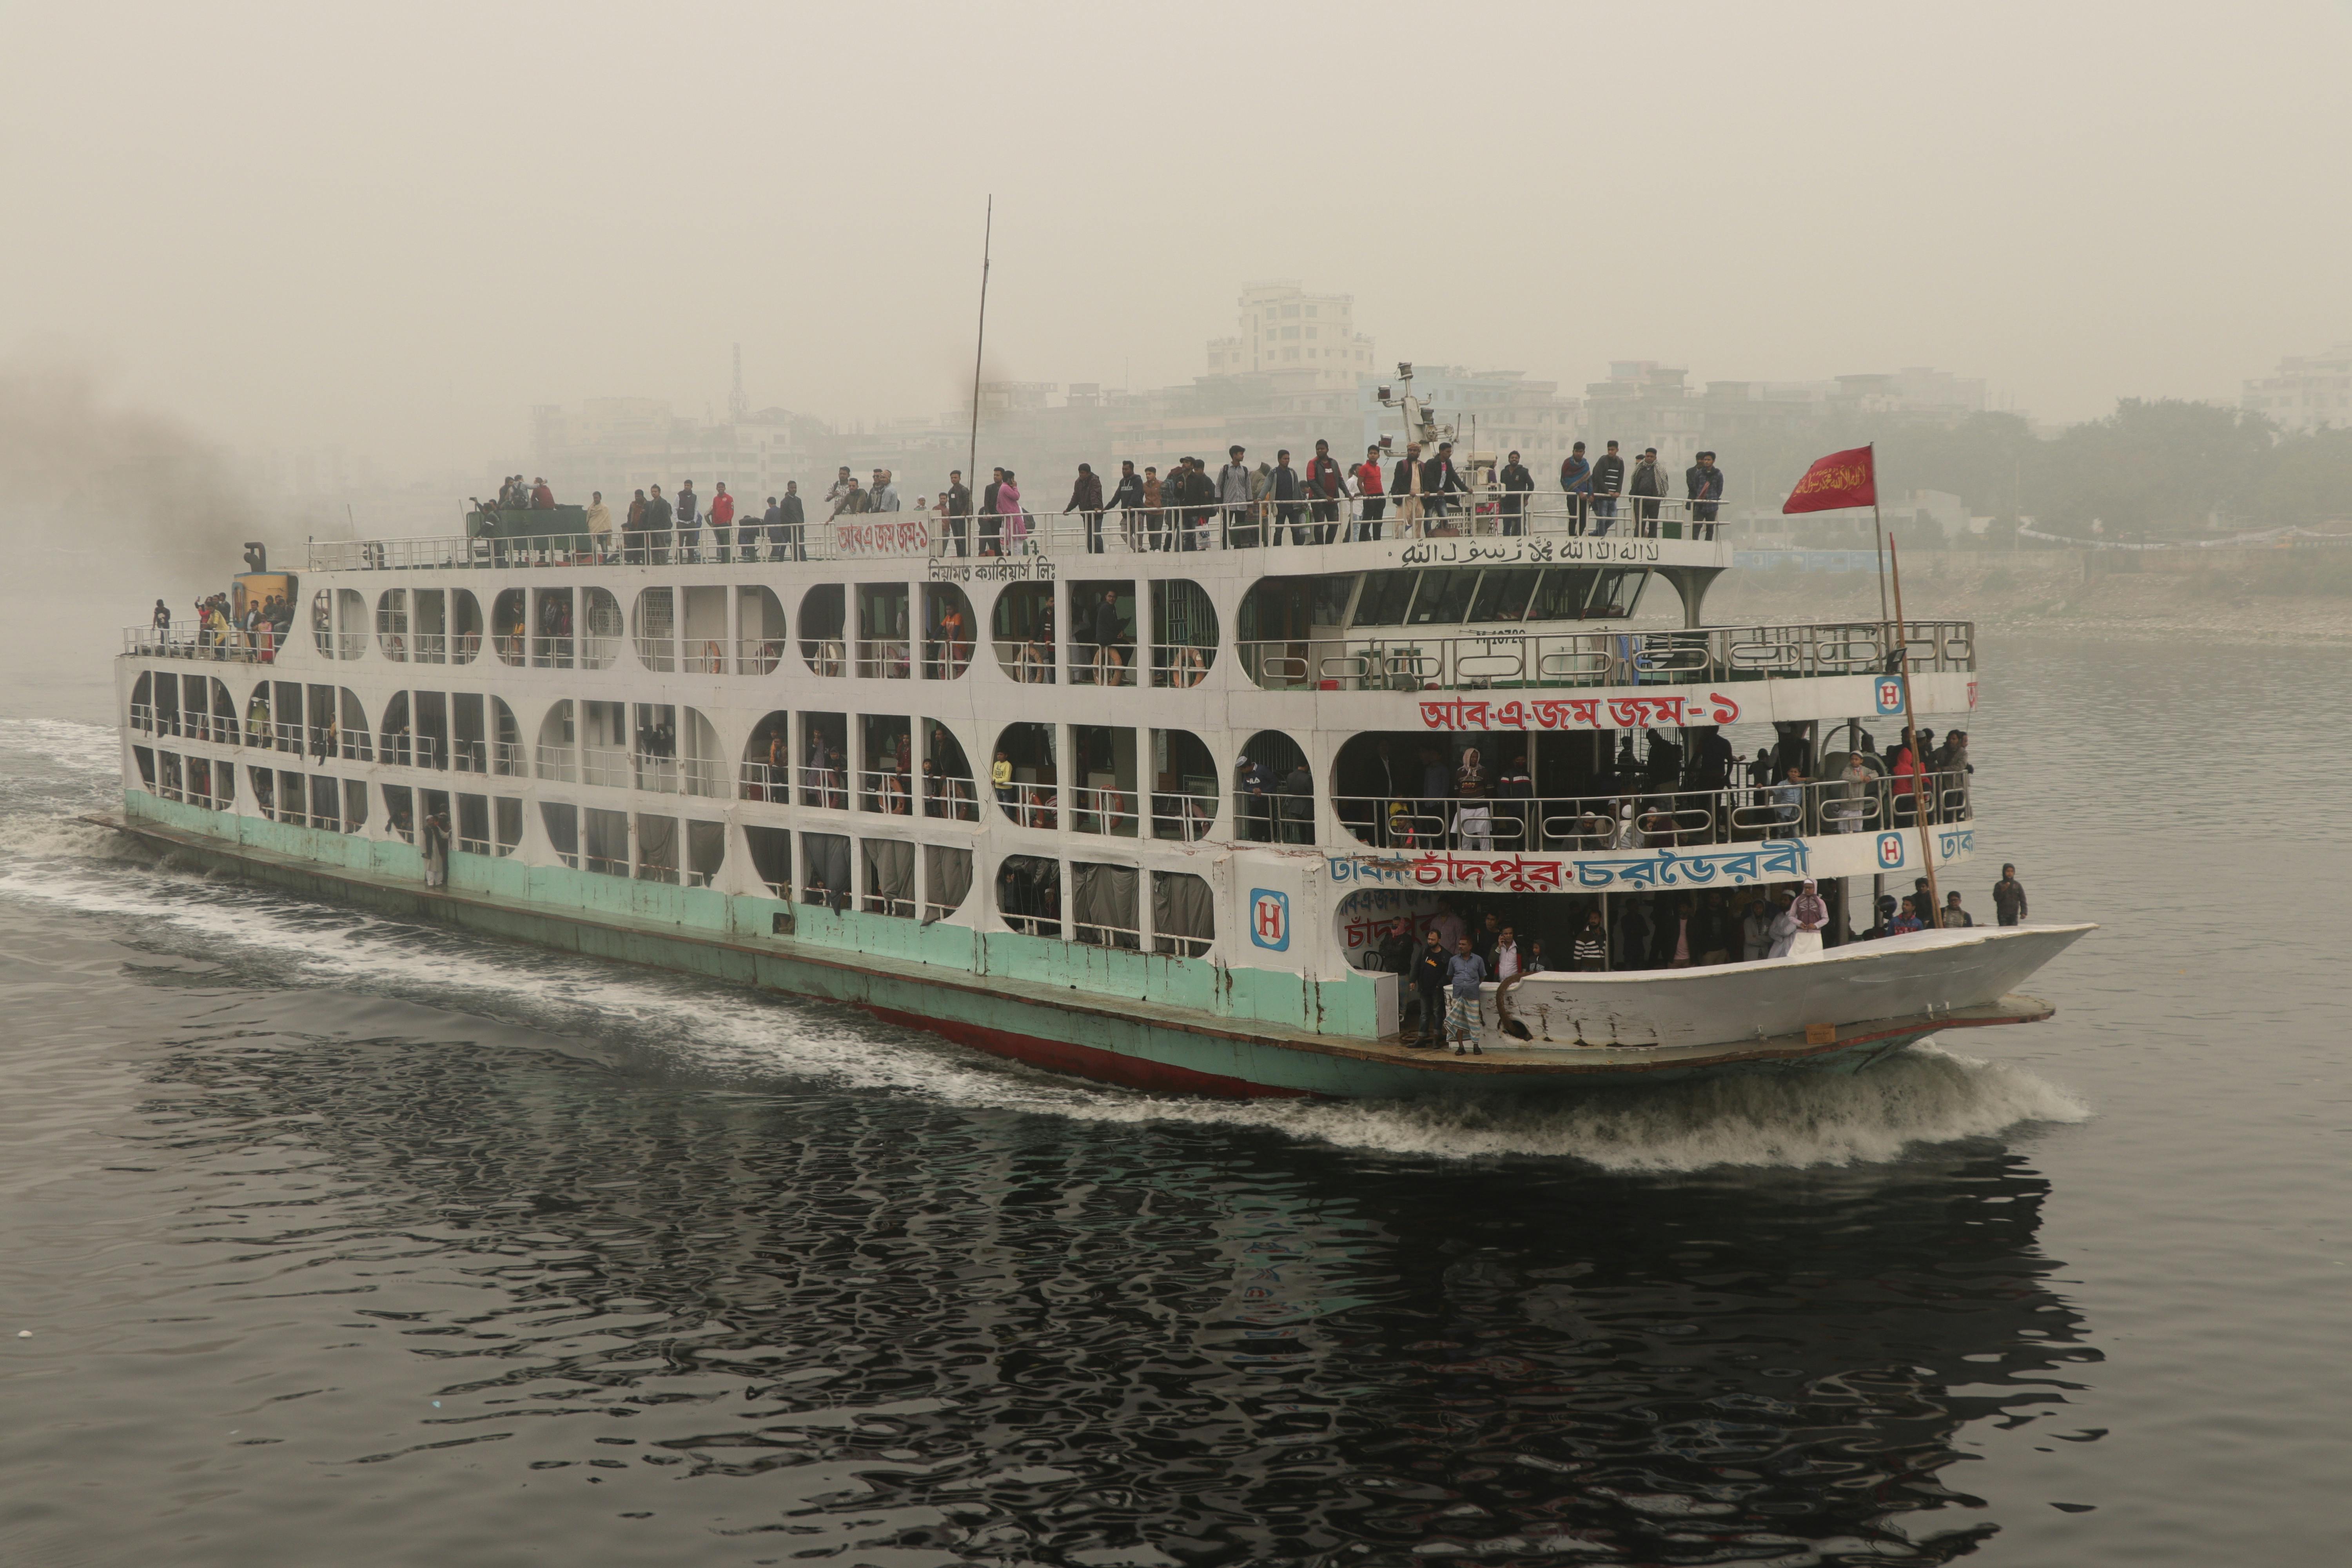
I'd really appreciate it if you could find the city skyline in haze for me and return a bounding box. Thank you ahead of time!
[4,0,2348,480]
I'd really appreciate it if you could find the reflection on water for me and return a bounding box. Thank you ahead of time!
[25,995,2085,1568]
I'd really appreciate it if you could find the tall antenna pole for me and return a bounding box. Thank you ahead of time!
[1869,441,1889,628]
[965,196,993,491]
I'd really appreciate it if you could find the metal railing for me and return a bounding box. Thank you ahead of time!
[799,765,850,810]
[1150,644,1215,689]
[305,494,1733,575]
[922,639,976,681]
[1332,771,1969,852]
[535,744,578,782]
[122,626,264,662]
[1070,645,1138,687]
[627,752,721,797]
[529,634,575,669]
[1150,791,1217,842]
[996,780,1061,830]
[737,637,786,675]
[993,640,1056,685]
[1070,784,1141,837]
[1240,619,1975,693]
[581,746,631,790]
[855,766,919,816]
[854,639,912,681]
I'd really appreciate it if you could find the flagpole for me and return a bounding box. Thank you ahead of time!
[1888,537,1941,930]
[1869,441,1888,630]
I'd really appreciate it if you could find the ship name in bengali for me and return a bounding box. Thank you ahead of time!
[1419,691,1740,733]
[1938,828,1976,859]
[928,555,1056,584]
[1327,840,1808,892]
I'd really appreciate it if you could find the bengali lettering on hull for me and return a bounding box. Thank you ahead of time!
[1327,840,1813,892]
[1419,692,1741,732]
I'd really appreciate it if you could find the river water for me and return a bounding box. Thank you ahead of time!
[2,633,2345,1566]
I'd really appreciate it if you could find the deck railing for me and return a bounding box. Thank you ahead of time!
[1330,771,1970,853]
[1239,619,1975,692]
[122,626,265,662]
[303,495,1730,575]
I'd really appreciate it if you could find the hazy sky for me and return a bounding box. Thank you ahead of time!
[5,0,2348,472]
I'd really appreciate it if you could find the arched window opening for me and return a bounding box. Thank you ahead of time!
[921,720,978,822]
[375,589,409,662]
[799,584,846,677]
[736,586,786,674]
[743,711,791,802]
[1150,730,1218,842]
[992,722,1059,831]
[492,588,526,665]
[1236,731,1313,846]
[996,854,1061,939]
[922,584,974,680]
[990,583,1055,684]
[1151,579,1219,689]
[535,700,575,781]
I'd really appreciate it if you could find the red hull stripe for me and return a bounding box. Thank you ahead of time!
[859,1004,1315,1100]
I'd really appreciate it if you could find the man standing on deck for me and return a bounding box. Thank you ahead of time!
[709,481,735,561]
[1270,450,1305,545]
[1218,445,1254,548]
[1305,439,1345,544]
[1426,441,1466,530]
[1590,441,1625,535]
[1064,462,1105,554]
[1686,450,1725,539]
[1354,443,1387,540]
[1106,460,1145,551]
[644,484,673,560]
[1392,441,1426,537]
[1559,441,1592,534]
[675,479,700,561]
[753,495,779,563]
[1994,863,2029,926]
[1446,935,1487,1055]
[1410,930,1449,1047]
[1629,448,1666,535]
[871,469,901,513]
[944,470,973,557]
[779,481,805,561]
[1499,450,1534,536]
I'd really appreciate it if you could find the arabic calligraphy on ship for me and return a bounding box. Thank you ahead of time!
[1418,692,1741,732]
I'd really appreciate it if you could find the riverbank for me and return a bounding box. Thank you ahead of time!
[1703,545,2352,641]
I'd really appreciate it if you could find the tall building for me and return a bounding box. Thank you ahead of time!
[1204,282,1375,389]
[2243,343,2352,431]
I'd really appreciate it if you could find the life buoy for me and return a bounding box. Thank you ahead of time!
[702,640,723,672]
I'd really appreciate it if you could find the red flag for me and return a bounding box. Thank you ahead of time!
[1782,445,1877,514]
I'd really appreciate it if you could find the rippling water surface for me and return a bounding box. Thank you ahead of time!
[3,633,2347,1566]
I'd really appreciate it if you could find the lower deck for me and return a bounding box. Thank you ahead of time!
[99,799,2053,1100]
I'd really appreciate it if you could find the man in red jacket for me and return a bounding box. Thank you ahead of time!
[710,481,736,562]
[1352,443,1387,540]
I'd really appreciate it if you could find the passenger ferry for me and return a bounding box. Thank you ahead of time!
[108,395,2086,1100]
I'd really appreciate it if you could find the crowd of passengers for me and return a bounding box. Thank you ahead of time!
[1341,724,1973,853]
[1372,862,2031,1050]
[151,593,296,661]
[465,439,1728,564]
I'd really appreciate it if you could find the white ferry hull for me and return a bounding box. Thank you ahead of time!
[100,805,2073,1102]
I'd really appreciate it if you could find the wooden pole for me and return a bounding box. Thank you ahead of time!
[965,196,993,494]
[1888,538,1942,929]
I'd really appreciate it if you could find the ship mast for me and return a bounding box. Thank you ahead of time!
[965,196,993,490]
